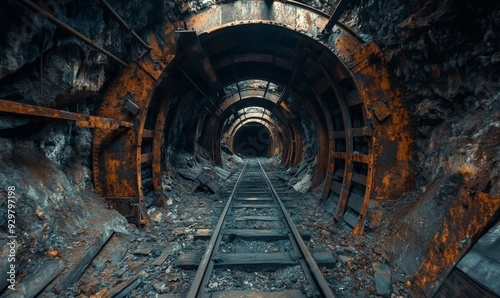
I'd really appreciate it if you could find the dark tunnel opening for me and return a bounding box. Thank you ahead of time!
[232,123,272,157]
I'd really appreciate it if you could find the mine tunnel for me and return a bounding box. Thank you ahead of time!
[0,0,499,297]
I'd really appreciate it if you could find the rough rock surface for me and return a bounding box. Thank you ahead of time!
[0,136,130,295]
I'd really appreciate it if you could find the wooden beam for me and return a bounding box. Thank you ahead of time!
[211,290,306,298]
[0,100,132,130]
[176,252,335,270]
[54,229,114,293]
[152,249,171,266]
[194,229,311,241]
[4,259,64,298]
[102,275,142,298]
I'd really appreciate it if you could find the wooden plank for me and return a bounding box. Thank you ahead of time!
[211,290,306,298]
[194,229,311,241]
[457,250,500,295]
[235,216,280,221]
[237,191,272,195]
[351,172,367,185]
[197,173,212,185]
[346,192,364,213]
[343,210,358,228]
[330,180,342,194]
[153,249,171,266]
[103,275,142,298]
[55,229,113,293]
[4,259,64,298]
[206,180,222,193]
[236,197,273,202]
[214,166,231,180]
[176,252,335,270]
[232,203,277,208]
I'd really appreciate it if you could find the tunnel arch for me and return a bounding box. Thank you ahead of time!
[92,0,413,234]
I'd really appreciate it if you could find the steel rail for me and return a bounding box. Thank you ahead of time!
[257,158,335,298]
[186,160,249,298]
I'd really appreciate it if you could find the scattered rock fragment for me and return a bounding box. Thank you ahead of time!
[133,248,152,256]
[373,262,392,296]
[154,282,170,294]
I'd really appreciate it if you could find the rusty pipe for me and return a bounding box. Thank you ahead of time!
[99,0,151,51]
[18,0,128,67]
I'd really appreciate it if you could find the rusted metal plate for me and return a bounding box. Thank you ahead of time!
[372,101,391,122]
[93,30,177,226]
[0,99,133,130]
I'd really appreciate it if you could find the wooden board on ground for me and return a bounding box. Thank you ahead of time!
[54,229,114,293]
[214,166,231,180]
[206,180,222,193]
[235,216,280,221]
[194,229,311,241]
[211,290,306,298]
[153,249,171,266]
[232,203,278,208]
[103,275,142,298]
[4,259,64,298]
[176,252,335,270]
[236,197,273,201]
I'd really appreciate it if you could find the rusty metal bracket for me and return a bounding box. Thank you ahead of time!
[372,101,391,122]
[0,99,133,130]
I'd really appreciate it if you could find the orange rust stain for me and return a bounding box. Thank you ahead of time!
[93,24,181,200]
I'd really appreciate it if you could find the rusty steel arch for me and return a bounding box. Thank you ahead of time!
[92,0,412,234]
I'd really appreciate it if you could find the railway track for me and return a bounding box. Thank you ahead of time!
[177,158,335,297]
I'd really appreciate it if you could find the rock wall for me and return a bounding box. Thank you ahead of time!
[344,0,500,292]
[0,0,182,113]
[0,136,129,293]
